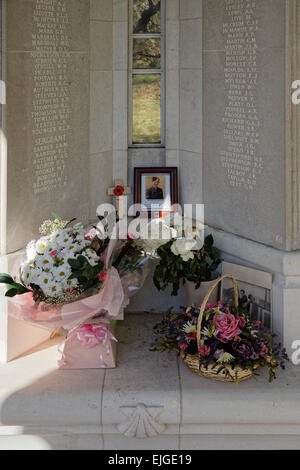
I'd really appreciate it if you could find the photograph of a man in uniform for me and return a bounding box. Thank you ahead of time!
[146,177,164,200]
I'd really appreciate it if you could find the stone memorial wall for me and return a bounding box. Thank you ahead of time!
[203,0,287,250]
[5,0,90,253]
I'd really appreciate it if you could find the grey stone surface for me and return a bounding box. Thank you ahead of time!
[0,313,299,450]
[203,0,288,250]
[5,0,90,253]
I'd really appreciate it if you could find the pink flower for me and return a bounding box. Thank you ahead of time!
[199,345,211,356]
[85,228,99,240]
[179,342,188,351]
[186,332,197,340]
[50,250,58,258]
[98,271,107,282]
[213,313,241,343]
[127,233,134,240]
[259,345,269,357]
[238,316,246,328]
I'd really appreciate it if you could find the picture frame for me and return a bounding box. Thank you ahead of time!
[220,261,273,329]
[134,167,178,217]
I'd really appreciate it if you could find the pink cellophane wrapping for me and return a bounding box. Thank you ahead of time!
[7,266,125,332]
[58,320,117,369]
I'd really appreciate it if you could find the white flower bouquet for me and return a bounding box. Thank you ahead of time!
[0,215,125,331]
[138,213,220,296]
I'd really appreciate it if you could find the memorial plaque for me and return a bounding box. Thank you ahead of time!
[203,0,287,249]
[5,0,90,253]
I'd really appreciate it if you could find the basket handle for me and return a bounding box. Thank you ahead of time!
[196,274,239,347]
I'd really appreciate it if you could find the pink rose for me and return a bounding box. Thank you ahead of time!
[213,313,241,343]
[199,345,211,356]
[98,271,107,282]
[179,342,188,351]
[238,316,246,328]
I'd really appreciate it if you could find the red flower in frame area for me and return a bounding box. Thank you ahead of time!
[113,185,125,197]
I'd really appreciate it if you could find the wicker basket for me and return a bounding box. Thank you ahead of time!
[182,274,256,383]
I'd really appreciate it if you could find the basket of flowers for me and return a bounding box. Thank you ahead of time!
[152,274,289,383]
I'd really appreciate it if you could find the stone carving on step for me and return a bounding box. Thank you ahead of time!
[117,403,166,439]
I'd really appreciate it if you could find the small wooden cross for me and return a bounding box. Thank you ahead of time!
[107,179,131,219]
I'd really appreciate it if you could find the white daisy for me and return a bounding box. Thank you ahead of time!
[183,321,197,334]
[62,277,79,290]
[35,254,54,271]
[53,263,72,282]
[39,271,54,291]
[43,282,63,299]
[35,237,50,254]
[216,352,235,364]
[21,261,36,286]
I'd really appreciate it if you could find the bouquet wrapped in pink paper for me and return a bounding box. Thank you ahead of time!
[0,215,127,333]
[0,214,150,368]
[58,319,118,369]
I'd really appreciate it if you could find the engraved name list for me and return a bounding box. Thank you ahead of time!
[221,0,261,191]
[31,0,71,195]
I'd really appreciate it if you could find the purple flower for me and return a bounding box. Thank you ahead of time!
[232,339,255,360]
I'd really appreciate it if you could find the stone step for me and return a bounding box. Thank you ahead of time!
[0,313,299,450]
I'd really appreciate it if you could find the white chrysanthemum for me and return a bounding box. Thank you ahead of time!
[35,237,50,254]
[62,277,79,290]
[73,228,86,242]
[52,228,73,247]
[39,271,54,290]
[53,263,72,282]
[216,352,235,364]
[77,239,91,251]
[35,254,54,271]
[183,321,197,334]
[21,261,36,286]
[201,326,213,338]
[43,282,63,299]
[83,247,100,267]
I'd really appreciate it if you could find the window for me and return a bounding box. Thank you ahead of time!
[129,0,165,147]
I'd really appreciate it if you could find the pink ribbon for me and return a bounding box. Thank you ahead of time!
[58,323,117,368]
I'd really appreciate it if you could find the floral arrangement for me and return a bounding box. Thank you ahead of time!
[151,303,289,382]
[0,215,108,307]
[139,214,221,296]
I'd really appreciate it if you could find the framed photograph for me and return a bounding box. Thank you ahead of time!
[220,261,273,329]
[134,167,178,216]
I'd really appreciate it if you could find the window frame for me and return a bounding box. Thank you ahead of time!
[128,0,165,148]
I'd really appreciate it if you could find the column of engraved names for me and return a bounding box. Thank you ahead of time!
[221,0,261,191]
[31,0,71,195]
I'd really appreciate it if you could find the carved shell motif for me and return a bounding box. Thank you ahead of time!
[117,403,166,439]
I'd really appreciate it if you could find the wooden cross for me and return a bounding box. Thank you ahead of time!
[107,179,131,219]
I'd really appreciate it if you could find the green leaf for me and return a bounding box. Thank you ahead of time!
[5,287,18,297]
[51,213,63,222]
[0,273,15,285]
[68,259,81,269]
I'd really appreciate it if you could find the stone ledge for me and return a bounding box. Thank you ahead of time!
[0,313,299,450]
